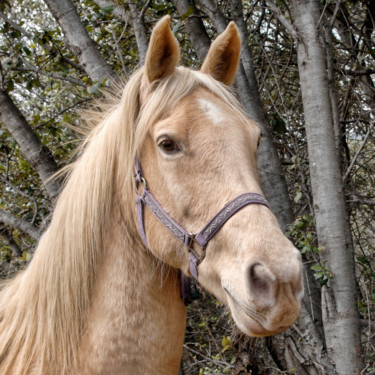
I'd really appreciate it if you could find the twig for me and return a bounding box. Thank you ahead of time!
[265,0,299,42]
[183,344,231,369]
[112,26,128,76]
[0,174,39,224]
[14,58,87,87]
[35,98,91,129]
[328,0,343,28]
[343,122,374,181]
[139,0,151,20]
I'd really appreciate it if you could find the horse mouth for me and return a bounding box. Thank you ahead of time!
[223,287,290,337]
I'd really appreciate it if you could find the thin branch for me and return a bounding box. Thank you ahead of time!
[35,98,91,129]
[265,0,299,41]
[328,0,343,28]
[339,67,375,77]
[0,10,33,39]
[139,0,151,20]
[343,122,374,181]
[13,61,87,87]
[112,28,127,76]
[348,194,375,207]
[0,174,39,223]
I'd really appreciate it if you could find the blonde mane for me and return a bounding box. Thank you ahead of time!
[0,66,244,375]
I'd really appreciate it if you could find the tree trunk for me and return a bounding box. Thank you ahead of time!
[0,89,60,199]
[170,0,211,62]
[127,2,149,63]
[43,0,117,83]
[291,1,363,373]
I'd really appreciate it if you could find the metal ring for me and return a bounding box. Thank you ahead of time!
[135,176,147,196]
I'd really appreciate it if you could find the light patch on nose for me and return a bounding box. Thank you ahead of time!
[197,98,226,126]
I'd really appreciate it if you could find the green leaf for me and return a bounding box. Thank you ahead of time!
[23,46,31,56]
[101,5,114,14]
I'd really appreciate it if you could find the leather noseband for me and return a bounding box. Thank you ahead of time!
[134,157,270,280]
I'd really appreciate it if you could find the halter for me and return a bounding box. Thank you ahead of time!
[134,157,270,282]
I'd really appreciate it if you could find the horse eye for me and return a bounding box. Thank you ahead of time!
[158,138,180,154]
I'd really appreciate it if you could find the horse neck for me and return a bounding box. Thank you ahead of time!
[75,206,187,375]
[0,171,186,375]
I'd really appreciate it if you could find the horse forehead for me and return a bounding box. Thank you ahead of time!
[196,97,227,126]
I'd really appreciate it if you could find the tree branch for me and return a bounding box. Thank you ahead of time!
[0,174,39,223]
[43,0,117,83]
[0,88,61,199]
[265,0,299,42]
[0,226,23,257]
[0,210,41,241]
[127,2,148,62]
[348,194,375,206]
[14,60,87,87]
[343,122,374,182]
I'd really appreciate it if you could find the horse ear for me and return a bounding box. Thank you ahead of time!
[201,22,241,86]
[145,15,180,83]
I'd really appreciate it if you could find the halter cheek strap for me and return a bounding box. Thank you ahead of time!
[134,157,270,281]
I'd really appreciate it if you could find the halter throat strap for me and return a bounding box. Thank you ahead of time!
[134,157,270,280]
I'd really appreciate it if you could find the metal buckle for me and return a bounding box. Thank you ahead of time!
[135,176,147,197]
[187,233,206,264]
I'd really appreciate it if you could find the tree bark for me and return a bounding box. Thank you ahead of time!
[291,1,363,373]
[43,0,117,84]
[170,0,211,62]
[0,210,41,241]
[0,89,60,199]
[127,2,149,63]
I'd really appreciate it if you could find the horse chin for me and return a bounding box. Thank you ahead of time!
[229,305,289,337]
[225,290,290,338]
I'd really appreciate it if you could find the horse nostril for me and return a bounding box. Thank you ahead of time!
[247,262,276,309]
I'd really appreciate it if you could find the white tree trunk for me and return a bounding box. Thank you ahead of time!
[291,1,363,373]
[43,0,117,83]
[0,89,60,199]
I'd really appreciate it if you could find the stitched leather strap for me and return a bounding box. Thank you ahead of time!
[195,193,270,248]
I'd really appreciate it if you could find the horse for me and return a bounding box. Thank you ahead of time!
[0,16,303,375]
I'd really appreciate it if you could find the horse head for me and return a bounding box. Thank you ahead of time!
[135,16,303,337]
